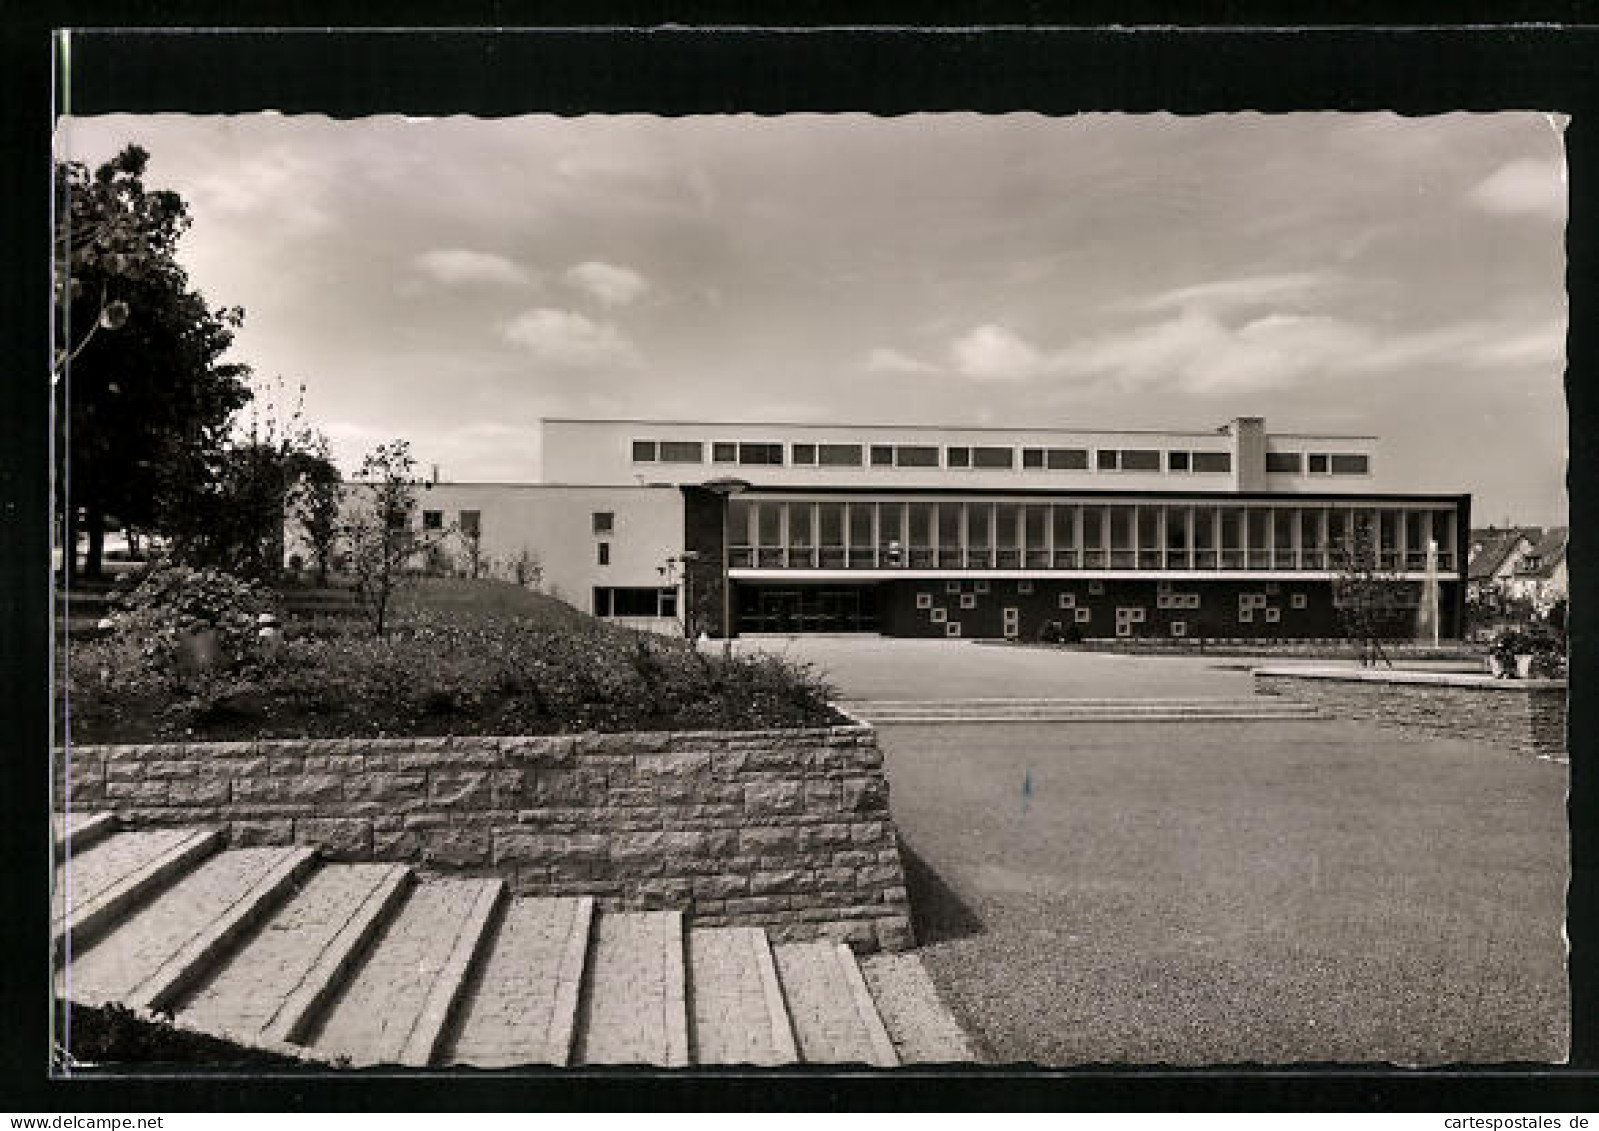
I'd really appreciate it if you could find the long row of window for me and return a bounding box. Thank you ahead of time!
[631,438,1369,475]
[725,499,1456,572]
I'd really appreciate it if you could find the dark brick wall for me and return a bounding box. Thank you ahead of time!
[59,726,915,952]
[879,577,1461,641]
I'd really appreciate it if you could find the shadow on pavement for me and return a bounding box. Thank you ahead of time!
[897,836,985,945]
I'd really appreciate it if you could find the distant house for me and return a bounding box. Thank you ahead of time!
[1504,527,1568,614]
[1467,527,1540,603]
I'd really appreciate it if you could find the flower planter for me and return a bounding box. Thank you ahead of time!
[1516,654,1535,680]
[1487,655,1511,678]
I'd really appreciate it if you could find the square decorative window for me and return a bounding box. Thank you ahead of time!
[712,441,738,463]
[631,440,658,462]
[870,445,894,466]
[1168,450,1191,472]
[1157,580,1173,594]
[659,440,704,463]
[1265,582,1280,595]
[592,511,614,535]
[422,510,443,530]
[946,580,961,594]
[946,446,972,469]
[946,621,963,638]
[916,592,933,610]
[975,580,990,594]
[1192,451,1232,473]
[1088,580,1105,595]
[597,542,610,566]
[960,593,977,609]
[1096,449,1118,471]
[1291,593,1308,609]
[1058,592,1076,609]
[1239,608,1254,623]
[1171,621,1187,637]
[1265,607,1281,623]
[1116,607,1133,623]
[1018,580,1034,594]
[791,443,817,465]
[1157,595,1171,609]
[1074,607,1092,623]
[1003,606,1019,623]
[1022,448,1045,469]
[1116,622,1132,637]
[1186,594,1201,609]
[931,607,947,623]
[1132,607,1146,623]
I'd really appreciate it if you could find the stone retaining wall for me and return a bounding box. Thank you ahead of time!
[1255,668,1567,758]
[57,725,915,951]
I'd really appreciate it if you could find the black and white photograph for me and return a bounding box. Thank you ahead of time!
[35,25,1583,1099]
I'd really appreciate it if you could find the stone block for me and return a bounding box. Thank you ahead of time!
[494,830,609,865]
[874,916,915,953]
[635,751,712,778]
[743,780,805,816]
[815,866,856,890]
[692,875,749,900]
[168,778,231,806]
[343,771,428,804]
[428,769,491,807]
[751,869,812,895]
[295,816,373,858]
[105,780,169,803]
[229,818,295,847]
[285,773,345,803]
[372,825,423,860]
[423,826,491,867]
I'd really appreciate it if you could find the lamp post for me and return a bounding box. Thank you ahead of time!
[700,477,751,657]
[658,550,701,638]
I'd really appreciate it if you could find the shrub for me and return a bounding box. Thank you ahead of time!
[66,608,839,742]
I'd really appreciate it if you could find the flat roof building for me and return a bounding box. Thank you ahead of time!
[307,415,1468,642]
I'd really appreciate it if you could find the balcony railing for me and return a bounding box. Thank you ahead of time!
[726,544,1457,573]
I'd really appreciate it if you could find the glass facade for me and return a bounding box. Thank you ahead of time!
[724,498,1461,573]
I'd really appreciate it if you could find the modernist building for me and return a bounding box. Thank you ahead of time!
[318,415,1469,641]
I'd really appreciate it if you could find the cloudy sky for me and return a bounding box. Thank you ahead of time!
[57,112,1568,525]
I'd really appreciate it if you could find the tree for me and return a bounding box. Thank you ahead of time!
[55,145,253,579]
[1331,513,1413,668]
[287,435,342,587]
[343,441,431,636]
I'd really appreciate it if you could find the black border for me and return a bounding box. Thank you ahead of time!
[4,8,1596,1113]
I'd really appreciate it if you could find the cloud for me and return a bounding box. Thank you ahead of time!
[564,261,650,306]
[188,145,333,235]
[1467,158,1566,221]
[863,347,942,375]
[503,307,641,369]
[415,248,532,287]
[1050,310,1374,395]
[1135,272,1328,314]
[950,324,1049,382]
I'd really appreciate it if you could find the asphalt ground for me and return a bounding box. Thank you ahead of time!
[880,719,1568,1066]
[739,636,1570,1066]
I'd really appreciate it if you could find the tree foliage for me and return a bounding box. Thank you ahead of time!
[1330,514,1413,667]
[343,440,428,637]
[288,433,343,587]
[55,145,253,579]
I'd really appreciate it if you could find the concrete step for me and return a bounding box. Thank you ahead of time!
[843,697,1320,724]
[53,827,227,958]
[174,862,412,1048]
[445,896,594,1068]
[770,941,898,1067]
[686,927,799,1066]
[53,811,119,855]
[61,847,318,1011]
[859,953,979,1064]
[310,877,504,1067]
[572,910,688,1067]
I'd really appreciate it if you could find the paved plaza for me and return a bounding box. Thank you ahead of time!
[742,635,1571,1065]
